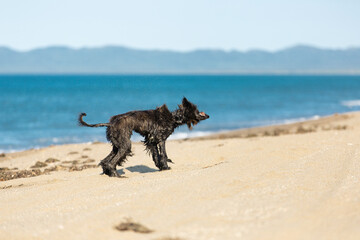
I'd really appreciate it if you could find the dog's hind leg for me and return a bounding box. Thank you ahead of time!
[99,146,118,176]
[102,135,132,177]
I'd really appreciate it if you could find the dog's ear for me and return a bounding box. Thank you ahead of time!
[182,97,191,108]
[158,104,169,113]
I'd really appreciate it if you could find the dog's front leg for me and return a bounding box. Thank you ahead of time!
[158,141,171,162]
[148,143,161,169]
[158,141,171,170]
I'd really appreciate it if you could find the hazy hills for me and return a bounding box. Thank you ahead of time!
[0,45,359,74]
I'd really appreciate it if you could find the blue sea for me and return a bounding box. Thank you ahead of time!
[1,75,360,153]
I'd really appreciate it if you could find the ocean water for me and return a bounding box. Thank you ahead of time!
[1,75,360,153]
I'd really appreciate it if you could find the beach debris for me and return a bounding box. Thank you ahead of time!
[0,169,42,181]
[82,159,95,164]
[273,128,290,136]
[68,164,98,172]
[81,155,88,158]
[114,219,153,234]
[296,125,316,134]
[43,165,67,173]
[0,153,6,157]
[45,158,60,163]
[62,160,79,165]
[245,133,258,138]
[334,125,347,130]
[1,159,98,181]
[83,147,92,151]
[263,131,271,136]
[30,161,48,168]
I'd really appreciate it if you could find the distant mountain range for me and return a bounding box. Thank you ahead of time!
[0,45,359,74]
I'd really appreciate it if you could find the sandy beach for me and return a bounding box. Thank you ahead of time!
[1,112,360,240]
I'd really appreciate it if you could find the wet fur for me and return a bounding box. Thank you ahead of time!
[79,98,209,177]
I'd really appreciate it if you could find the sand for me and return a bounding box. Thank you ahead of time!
[1,112,360,240]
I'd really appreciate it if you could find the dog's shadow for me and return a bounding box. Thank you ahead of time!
[125,165,158,174]
[108,165,157,177]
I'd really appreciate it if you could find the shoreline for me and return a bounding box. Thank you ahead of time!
[192,111,351,140]
[0,111,354,157]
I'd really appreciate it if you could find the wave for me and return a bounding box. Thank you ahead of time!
[0,148,28,154]
[235,115,321,129]
[280,115,320,125]
[130,130,216,142]
[341,100,360,108]
[168,131,215,140]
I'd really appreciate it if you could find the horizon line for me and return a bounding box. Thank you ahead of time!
[1,44,359,54]
[1,72,360,76]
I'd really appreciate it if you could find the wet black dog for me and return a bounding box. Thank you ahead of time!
[79,97,209,177]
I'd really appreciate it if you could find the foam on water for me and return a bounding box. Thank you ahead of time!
[168,130,215,140]
[341,100,360,108]
[281,115,320,124]
[130,130,216,142]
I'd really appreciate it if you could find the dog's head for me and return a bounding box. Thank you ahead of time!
[180,97,209,129]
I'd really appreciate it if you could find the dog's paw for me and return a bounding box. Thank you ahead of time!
[159,166,171,171]
[101,165,121,178]
[107,171,119,177]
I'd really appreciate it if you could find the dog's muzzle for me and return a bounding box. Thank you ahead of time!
[199,112,209,119]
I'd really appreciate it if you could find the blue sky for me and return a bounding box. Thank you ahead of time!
[0,0,359,51]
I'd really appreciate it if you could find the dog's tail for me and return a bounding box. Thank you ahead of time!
[78,113,110,127]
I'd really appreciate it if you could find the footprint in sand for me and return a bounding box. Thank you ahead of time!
[30,161,48,168]
[45,158,60,163]
[82,159,95,164]
[114,219,153,234]
[67,151,79,155]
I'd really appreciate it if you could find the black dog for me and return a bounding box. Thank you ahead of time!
[78,97,209,177]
